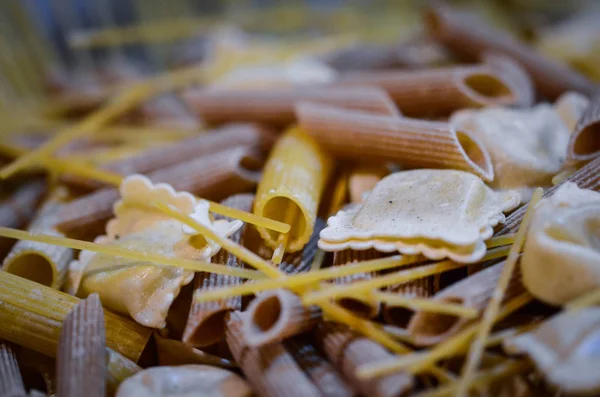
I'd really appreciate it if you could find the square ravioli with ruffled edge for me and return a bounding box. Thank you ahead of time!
[70,174,242,328]
[319,169,520,263]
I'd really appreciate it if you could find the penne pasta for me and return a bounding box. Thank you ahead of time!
[332,249,382,319]
[57,294,106,397]
[296,103,493,181]
[0,180,46,255]
[225,311,323,397]
[0,341,26,397]
[497,155,600,235]
[314,321,413,397]
[183,86,399,126]
[335,58,533,117]
[183,194,254,347]
[56,146,262,238]
[382,276,433,328]
[567,93,600,162]
[154,334,235,368]
[3,190,73,289]
[425,5,598,99]
[0,271,151,362]
[62,123,273,189]
[243,289,321,346]
[407,262,526,346]
[254,127,333,252]
[348,164,388,203]
[283,335,355,397]
[106,348,142,393]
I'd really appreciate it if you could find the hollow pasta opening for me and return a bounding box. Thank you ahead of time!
[187,310,228,347]
[251,294,282,333]
[261,197,307,248]
[456,130,493,181]
[573,122,600,158]
[337,297,378,319]
[383,306,416,328]
[409,297,465,342]
[5,254,54,287]
[463,73,512,100]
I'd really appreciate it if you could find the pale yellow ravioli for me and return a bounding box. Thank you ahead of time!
[72,175,242,328]
[521,182,600,306]
[319,169,519,263]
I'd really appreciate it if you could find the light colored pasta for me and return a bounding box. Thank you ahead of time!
[425,5,598,99]
[296,103,493,181]
[106,348,142,393]
[3,190,73,289]
[0,341,26,397]
[0,271,151,362]
[57,294,106,397]
[254,127,333,252]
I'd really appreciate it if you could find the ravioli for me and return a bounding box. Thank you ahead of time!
[72,175,242,328]
[450,94,586,201]
[521,182,600,305]
[319,170,519,263]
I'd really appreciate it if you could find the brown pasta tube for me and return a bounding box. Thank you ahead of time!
[3,192,73,289]
[407,260,525,347]
[183,85,399,126]
[497,155,600,236]
[0,271,151,362]
[348,164,388,203]
[62,124,273,189]
[57,293,106,397]
[225,311,323,397]
[182,194,254,347]
[567,93,600,162]
[243,289,321,346]
[314,321,413,397]
[335,58,533,117]
[0,180,46,255]
[425,5,598,99]
[332,249,382,319]
[0,341,26,397]
[284,335,355,397]
[382,276,433,328]
[56,146,262,237]
[296,102,493,181]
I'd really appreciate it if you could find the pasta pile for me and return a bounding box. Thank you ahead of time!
[1,2,600,397]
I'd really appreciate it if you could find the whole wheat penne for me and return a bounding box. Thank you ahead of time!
[567,93,600,162]
[0,341,26,397]
[62,124,273,189]
[332,249,382,319]
[243,289,321,346]
[382,276,433,328]
[3,191,73,289]
[497,155,600,235]
[136,94,200,130]
[314,321,413,397]
[335,59,532,117]
[0,271,151,362]
[57,294,106,397]
[56,146,262,237]
[225,311,323,397]
[154,334,236,368]
[278,218,326,276]
[296,103,493,181]
[425,5,598,99]
[348,164,388,203]
[284,335,355,397]
[183,85,399,126]
[183,194,254,347]
[106,348,142,393]
[0,180,46,254]
[17,348,57,396]
[254,127,333,252]
[407,260,525,347]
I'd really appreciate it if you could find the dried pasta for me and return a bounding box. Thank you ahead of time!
[0,341,26,397]
[382,276,433,327]
[296,103,494,181]
[183,86,399,126]
[57,294,106,397]
[183,194,253,347]
[567,93,600,162]
[335,57,533,117]
[254,127,332,252]
[425,5,598,99]
[3,191,73,289]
